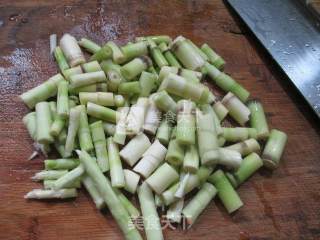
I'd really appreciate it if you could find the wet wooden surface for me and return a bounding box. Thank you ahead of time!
[0,1,320,239]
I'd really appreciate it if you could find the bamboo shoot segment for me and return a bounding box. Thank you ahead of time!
[120,56,152,80]
[146,163,179,194]
[143,100,161,135]
[35,102,54,144]
[223,127,257,142]
[133,139,167,178]
[126,97,149,135]
[79,92,124,107]
[170,36,205,71]
[119,133,151,166]
[176,100,196,146]
[20,74,65,109]
[208,170,243,213]
[196,109,219,166]
[113,107,130,145]
[159,73,211,104]
[224,138,260,156]
[123,169,140,194]
[262,129,288,170]
[248,100,269,139]
[60,33,85,67]
[69,71,107,89]
[24,189,77,199]
[204,62,250,102]
[201,43,225,70]
[107,137,125,188]
[182,182,217,225]
[221,92,251,126]
[227,152,263,188]
[137,182,163,240]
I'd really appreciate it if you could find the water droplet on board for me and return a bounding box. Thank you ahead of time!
[9,13,19,21]
[305,43,310,47]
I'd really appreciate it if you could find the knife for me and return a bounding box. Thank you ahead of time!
[226,0,320,118]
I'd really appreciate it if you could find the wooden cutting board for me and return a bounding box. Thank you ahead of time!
[0,1,319,240]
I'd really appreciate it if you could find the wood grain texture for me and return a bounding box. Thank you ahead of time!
[0,1,319,239]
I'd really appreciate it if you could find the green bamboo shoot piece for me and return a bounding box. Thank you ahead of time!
[176,100,196,145]
[146,163,179,194]
[121,41,148,60]
[54,46,69,71]
[183,144,199,173]
[44,179,81,189]
[170,36,205,71]
[165,139,185,166]
[86,102,118,123]
[123,169,140,194]
[156,118,173,146]
[136,35,172,44]
[201,43,225,70]
[196,109,219,166]
[57,80,69,118]
[143,99,161,135]
[24,189,77,199]
[31,170,68,181]
[229,152,263,188]
[120,56,151,80]
[182,182,217,225]
[107,137,125,187]
[78,38,101,53]
[50,101,65,137]
[262,129,288,170]
[80,92,122,107]
[60,33,85,67]
[158,42,182,67]
[186,39,208,61]
[44,158,80,170]
[138,182,164,240]
[52,164,84,190]
[213,101,228,121]
[63,66,83,81]
[69,71,107,89]
[118,81,141,96]
[90,121,109,172]
[223,127,257,142]
[90,44,112,62]
[159,73,210,104]
[204,62,250,102]
[76,150,142,240]
[120,133,151,166]
[82,175,105,209]
[221,92,251,126]
[154,90,177,113]
[107,41,126,64]
[224,138,260,156]
[208,170,243,213]
[139,71,158,97]
[82,60,102,73]
[148,38,169,68]
[114,188,140,219]
[248,100,269,139]
[133,139,167,178]
[20,74,65,109]
[126,98,149,135]
[113,107,129,145]
[77,105,94,152]
[35,102,53,144]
